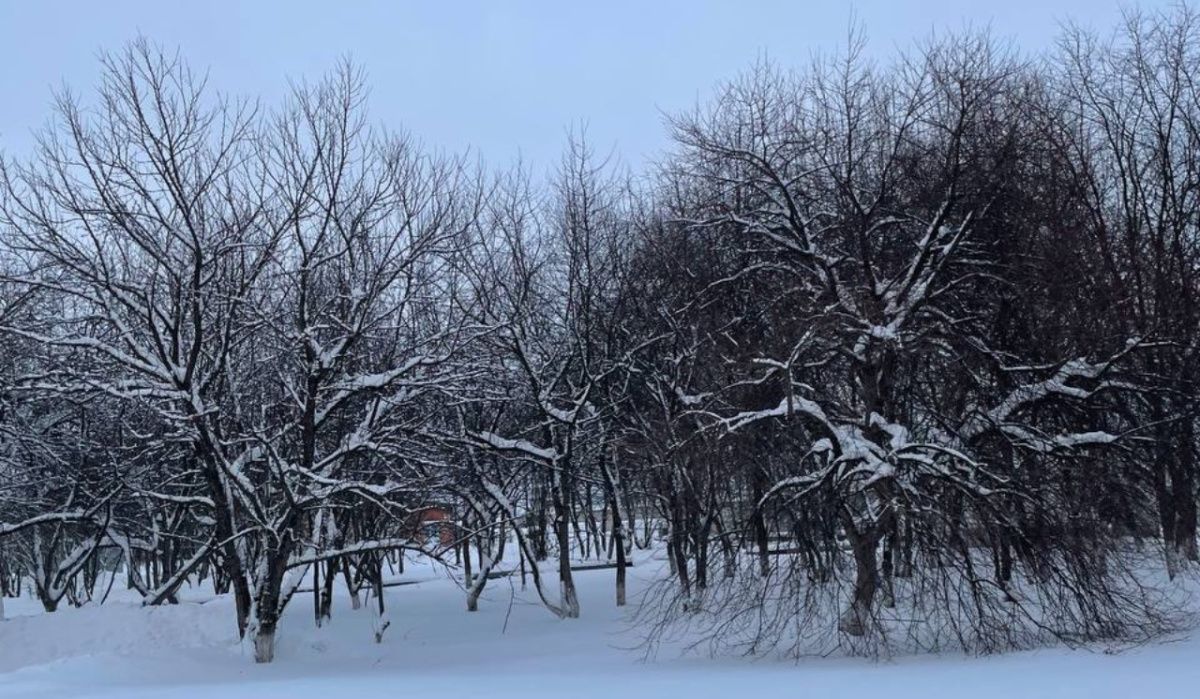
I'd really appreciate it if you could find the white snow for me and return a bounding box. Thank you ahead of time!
[1,556,1199,698]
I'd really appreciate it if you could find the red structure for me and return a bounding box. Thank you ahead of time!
[415,506,456,547]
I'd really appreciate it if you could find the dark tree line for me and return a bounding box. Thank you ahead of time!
[2,7,1199,662]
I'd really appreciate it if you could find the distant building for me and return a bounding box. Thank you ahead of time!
[415,505,456,548]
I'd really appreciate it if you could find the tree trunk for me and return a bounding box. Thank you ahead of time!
[553,481,580,618]
[751,470,771,576]
[343,557,361,610]
[319,559,336,621]
[839,528,879,637]
[614,524,627,607]
[251,539,292,664]
[312,554,322,627]
[1172,418,1198,562]
[372,554,389,643]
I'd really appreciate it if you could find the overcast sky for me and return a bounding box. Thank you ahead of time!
[0,0,1178,171]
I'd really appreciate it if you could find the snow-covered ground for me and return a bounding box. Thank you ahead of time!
[2,554,1198,698]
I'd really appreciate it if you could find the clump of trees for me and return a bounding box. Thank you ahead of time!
[2,6,1199,662]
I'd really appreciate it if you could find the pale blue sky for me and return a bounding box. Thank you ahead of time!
[0,1,1175,170]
